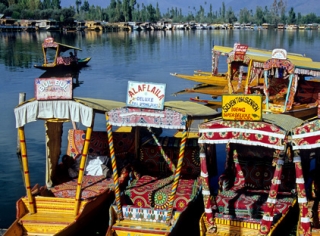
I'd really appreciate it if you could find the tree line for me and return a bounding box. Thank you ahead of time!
[1,0,320,25]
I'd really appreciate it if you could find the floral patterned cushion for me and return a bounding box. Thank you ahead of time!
[215,188,294,218]
[125,175,200,212]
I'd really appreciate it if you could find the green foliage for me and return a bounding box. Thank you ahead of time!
[1,0,320,26]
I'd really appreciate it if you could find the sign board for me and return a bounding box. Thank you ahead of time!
[222,95,262,121]
[35,77,73,100]
[126,81,166,110]
[234,43,248,61]
[272,48,287,59]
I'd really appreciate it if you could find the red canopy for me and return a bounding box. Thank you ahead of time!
[292,118,320,150]
[198,119,288,150]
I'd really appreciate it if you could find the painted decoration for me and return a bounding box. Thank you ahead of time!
[107,107,186,129]
[126,81,166,110]
[222,94,262,121]
[198,119,287,150]
[34,77,73,100]
[234,43,248,61]
[292,119,320,150]
[271,48,287,59]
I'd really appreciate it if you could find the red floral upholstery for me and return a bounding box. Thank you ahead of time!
[140,137,200,179]
[215,144,296,219]
[51,175,114,199]
[125,175,200,211]
[67,129,135,162]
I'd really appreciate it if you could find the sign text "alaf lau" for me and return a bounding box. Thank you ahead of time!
[127,81,166,110]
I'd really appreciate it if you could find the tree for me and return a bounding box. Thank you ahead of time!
[221,2,225,22]
[254,6,264,25]
[52,0,61,9]
[122,0,129,22]
[288,7,296,24]
[81,0,89,12]
[239,8,250,23]
[75,0,81,13]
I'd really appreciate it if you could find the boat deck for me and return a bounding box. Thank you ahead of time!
[112,219,172,235]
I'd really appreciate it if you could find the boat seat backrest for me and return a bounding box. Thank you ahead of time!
[139,137,200,178]
[223,144,295,192]
[67,129,135,165]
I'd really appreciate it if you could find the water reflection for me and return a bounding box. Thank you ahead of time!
[1,29,320,71]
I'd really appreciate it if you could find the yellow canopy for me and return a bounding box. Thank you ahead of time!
[213,45,313,62]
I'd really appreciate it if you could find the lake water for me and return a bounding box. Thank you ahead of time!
[1,28,320,230]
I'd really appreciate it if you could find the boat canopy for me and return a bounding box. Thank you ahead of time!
[14,97,126,128]
[292,118,320,150]
[213,45,313,62]
[107,101,220,129]
[198,113,303,150]
[42,39,82,52]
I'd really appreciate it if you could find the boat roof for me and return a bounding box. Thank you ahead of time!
[264,57,320,74]
[107,101,221,129]
[43,41,82,52]
[198,114,303,150]
[294,60,320,71]
[292,118,320,150]
[14,97,126,128]
[213,45,313,62]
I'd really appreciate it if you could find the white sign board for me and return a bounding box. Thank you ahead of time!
[271,48,287,59]
[35,77,73,100]
[126,81,166,110]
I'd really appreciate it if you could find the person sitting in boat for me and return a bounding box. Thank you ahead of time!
[62,154,80,178]
[69,52,78,63]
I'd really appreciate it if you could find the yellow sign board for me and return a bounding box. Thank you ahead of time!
[222,95,262,121]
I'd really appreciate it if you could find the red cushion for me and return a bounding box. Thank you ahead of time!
[125,175,200,211]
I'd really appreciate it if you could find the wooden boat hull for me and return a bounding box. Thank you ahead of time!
[4,189,112,236]
[175,85,229,97]
[199,191,298,236]
[34,57,91,70]
[264,104,318,121]
[107,193,203,236]
[170,72,229,86]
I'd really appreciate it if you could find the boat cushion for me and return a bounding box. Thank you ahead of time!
[51,175,114,199]
[214,188,294,218]
[215,144,296,218]
[125,175,200,211]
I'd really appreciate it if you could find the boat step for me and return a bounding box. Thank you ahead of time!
[21,196,86,214]
[112,219,171,235]
[23,233,54,236]
[20,212,75,235]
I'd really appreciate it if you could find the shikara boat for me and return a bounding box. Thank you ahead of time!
[262,49,320,120]
[105,100,220,236]
[292,118,320,235]
[34,37,91,70]
[198,113,304,235]
[4,77,133,235]
[171,44,312,90]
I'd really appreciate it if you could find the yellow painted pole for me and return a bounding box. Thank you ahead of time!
[106,114,123,219]
[74,126,92,216]
[166,129,187,224]
[245,59,253,94]
[227,62,232,94]
[18,127,35,214]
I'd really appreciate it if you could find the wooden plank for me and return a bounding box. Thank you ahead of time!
[113,219,171,234]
